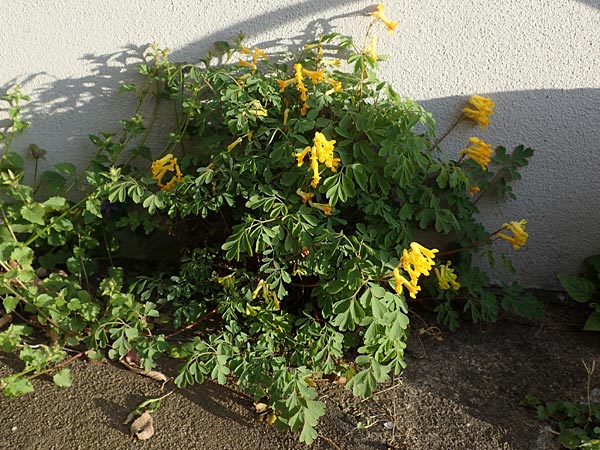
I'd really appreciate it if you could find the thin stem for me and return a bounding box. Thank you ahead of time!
[0,281,73,336]
[583,359,596,423]
[429,113,465,153]
[28,351,85,380]
[23,196,88,246]
[0,205,17,242]
[472,165,509,205]
[436,226,507,257]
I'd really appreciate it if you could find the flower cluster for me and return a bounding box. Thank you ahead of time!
[151,153,183,191]
[238,45,268,72]
[393,242,438,299]
[497,220,528,250]
[463,94,495,129]
[296,131,339,188]
[434,261,461,291]
[460,136,493,170]
[372,3,398,34]
[277,63,341,116]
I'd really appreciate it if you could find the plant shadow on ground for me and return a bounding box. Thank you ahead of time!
[0,298,598,449]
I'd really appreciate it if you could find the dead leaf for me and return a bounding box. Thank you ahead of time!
[0,314,12,329]
[333,376,347,385]
[120,356,169,388]
[131,412,154,440]
[254,402,269,413]
[266,412,277,425]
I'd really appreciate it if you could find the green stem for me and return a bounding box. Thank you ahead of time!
[0,205,17,242]
[472,164,509,205]
[429,114,466,153]
[0,124,17,167]
[436,226,507,257]
[23,196,88,246]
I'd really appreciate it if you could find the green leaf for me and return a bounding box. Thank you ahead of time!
[0,324,31,351]
[53,163,77,176]
[4,151,24,169]
[3,376,34,397]
[40,171,66,194]
[501,288,543,319]
[20,203,45,225]
[52,368,72,388]
[558,274,596,303]
[42,196,67,211]
[3,296,19,313]
[9,246,33,265]
[583,311,600,331]
[585,255,600,273]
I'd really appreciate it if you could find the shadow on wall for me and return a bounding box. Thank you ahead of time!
[576,0,600,8]
[1,0,369,169]
[1,1,599,288]
[418,89,600,289]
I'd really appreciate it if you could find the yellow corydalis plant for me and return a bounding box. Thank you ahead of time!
[252,279,280,310]
[460,137,493,170]
[393,242,438,299]
[308,200,332,215]
[296,188,314,204]
[294,63,309,115]
[463,94,495,129]
[365,35,378,61]
[238,45,268,73]
[151,154,183,191]
[372,3,399,35]
[295,131,339,188]
[497,219,528,250]
[434,261,460,291]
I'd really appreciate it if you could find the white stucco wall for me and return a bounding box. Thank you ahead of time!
[1,0,599,289]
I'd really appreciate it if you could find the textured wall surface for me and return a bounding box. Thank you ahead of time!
[1,0,599,288]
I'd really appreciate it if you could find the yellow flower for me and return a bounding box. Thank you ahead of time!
[151,154,183,191]
[300,103,310,116]
[238,58,257,72]
[393,268,420,299]
[308,200,332,215]
[295,146,311,166]
[297,132,338,188]
[294,63,308,102]
[324,78,343,96]
[434,262,461,291]
[253,47,268,62]
[277,77,296,92]
[246,100,267,117]
[321,59,341,66]
[460,137,493,171]
[241,46,268,65]
[252,279,268,300]
[296,188,314,204]
[301,68,326,84]
[468,185,480,196]
[372,3,399,35]
[227,136,243,152]
[497,219,528,250]
[393,242,438,299]
[283,107,290,127]
[463,94,495,129]
[365,35,378,61]
[310,151,321,187]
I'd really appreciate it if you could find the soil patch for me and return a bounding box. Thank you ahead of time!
[0,299,598,450]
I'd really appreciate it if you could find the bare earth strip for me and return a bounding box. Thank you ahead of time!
[0,300,597,450]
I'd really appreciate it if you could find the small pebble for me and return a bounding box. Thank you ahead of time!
[11,426,17,431]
